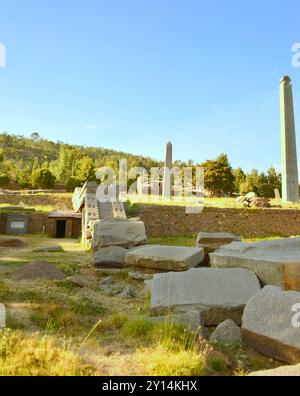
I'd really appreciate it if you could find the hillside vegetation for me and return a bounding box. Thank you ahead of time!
[0,132,281,197]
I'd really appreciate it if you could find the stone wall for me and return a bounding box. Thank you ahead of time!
[27,213,56,235]
[0,193,73,209]
[139,205,300,238]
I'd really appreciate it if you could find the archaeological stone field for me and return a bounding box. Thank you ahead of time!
[0,76,300,378]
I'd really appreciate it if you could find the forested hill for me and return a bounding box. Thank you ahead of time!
[0,132,161,168]
[0,132,163,188]
[0,132,281,197]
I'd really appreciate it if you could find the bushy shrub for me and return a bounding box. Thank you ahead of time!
[31,168,56,189]
[257,183,275,198]
[0,174,10,187]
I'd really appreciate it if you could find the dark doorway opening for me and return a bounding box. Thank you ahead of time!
[56,220,67,238]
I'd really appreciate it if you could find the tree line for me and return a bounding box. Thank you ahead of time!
[0,132,281,197]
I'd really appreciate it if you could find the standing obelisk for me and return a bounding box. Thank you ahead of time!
[162,141,173,198]
[280,76,299,203]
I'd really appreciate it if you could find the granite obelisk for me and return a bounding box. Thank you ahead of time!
[280,76,299,203]
[162,141,173,198]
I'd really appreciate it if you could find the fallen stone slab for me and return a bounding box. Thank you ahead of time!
[99,276,113,286]
[92,219,147,250]
[94,246,128,268]
[65,276,85,288]
[13,261,67,281]
[196,232,241,265]
[144,279,152,293]
[33,244,64,253]
[125,245,204,271]
[151,311,203,333]
[150,268,261,325]
[210,237,300,290]
[248,364,300,376]
[242,286,300,364]
[210,319,241,344]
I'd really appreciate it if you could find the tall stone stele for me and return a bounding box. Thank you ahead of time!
[162,141,173,198]
[280,76,299,203]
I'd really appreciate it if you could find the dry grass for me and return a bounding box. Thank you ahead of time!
[0,329,97,376]
[0,235,286,376]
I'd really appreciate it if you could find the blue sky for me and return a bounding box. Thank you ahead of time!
[1,0,300,171]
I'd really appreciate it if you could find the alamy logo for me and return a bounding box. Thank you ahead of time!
[292,303,300,328]
[0,303,6,328]
[0,43,6,68]
[95,159,205,214]
[292,43,300,68]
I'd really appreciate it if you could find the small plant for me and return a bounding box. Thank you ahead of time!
[56,262,80,276]
[208,356,227,373]
[113,271,129,281]
[97,312,129,333]
[123,316,154,339]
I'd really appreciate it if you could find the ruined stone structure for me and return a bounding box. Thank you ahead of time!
[72,181,127,247]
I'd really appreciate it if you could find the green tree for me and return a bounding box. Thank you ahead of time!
[31,168,56,189]
[66,176,82,191]
[17,168,32,187]
[76,156,95,183]
[201,153,234,196]
[53,147,78,183]
[232,167,246,193]
[244,169,260,193]
[267,166,281,190]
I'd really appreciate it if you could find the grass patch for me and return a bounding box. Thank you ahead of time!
[97,312,129,333]
[208,356,227,373]
[56,263,81,276]
[123,316,154,339]
[137,344,207,375]
[113,271,129,281]
[135,321,208,376]
[0,329,97,376]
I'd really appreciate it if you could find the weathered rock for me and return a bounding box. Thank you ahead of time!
[150,268,261,325]
[250,197,271,208]
[196,232,241,265]
[129,272,153,281]
[118,286,136,299]
[65,276,85,288]
[210,319,241,344]
[92,219,147,250]
[93,246,128,268]
[241,286,300,364]
[33,244,64,253]
[210,237,300,290]
[125,245,204,271]
[248,364,300,376]
[144,279,152,293]
[245,192,257,200]
[151,311,203,333]
[99,276,113,286]
[13,261,67,281]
